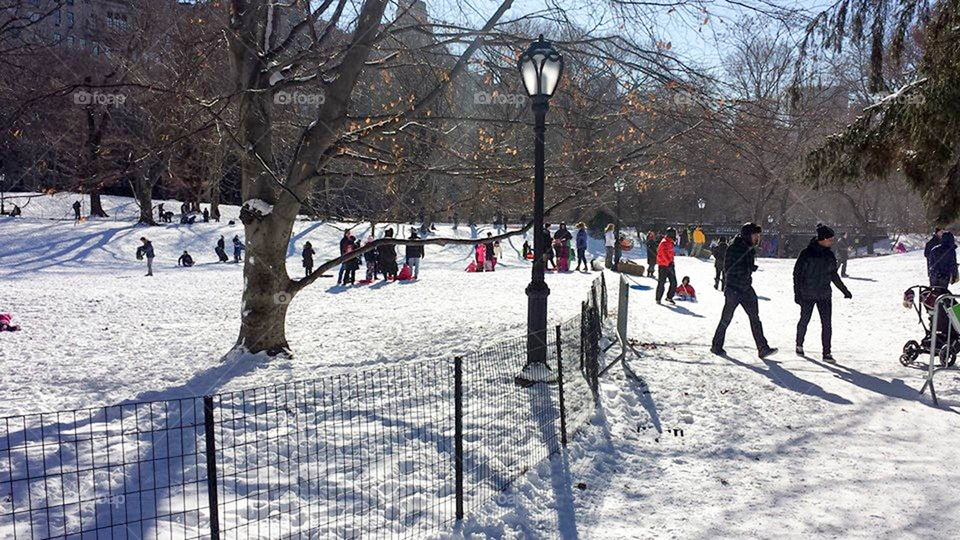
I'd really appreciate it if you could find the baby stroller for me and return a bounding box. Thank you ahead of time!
[900,286,960,367]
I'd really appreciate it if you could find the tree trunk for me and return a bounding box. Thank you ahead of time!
[135,182,155,224]
[209,174,220,218]
[89,191,108,217]
[236,212,296,355]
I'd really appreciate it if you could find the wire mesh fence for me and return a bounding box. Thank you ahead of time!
[1,279,606,539]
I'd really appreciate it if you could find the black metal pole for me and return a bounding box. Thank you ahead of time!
[555,325,568,446]
[203,396,221,540]
[614,189,622,268]
[454,356,464,520]
[526,96,550,365]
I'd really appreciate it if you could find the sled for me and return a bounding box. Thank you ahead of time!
[465,261,478,272]
[397,264,413,281]
[357,279,373,285]
[557,257,569,272]
[617,260,645,276]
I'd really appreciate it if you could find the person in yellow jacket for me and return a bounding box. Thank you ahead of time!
[691,226,707,258]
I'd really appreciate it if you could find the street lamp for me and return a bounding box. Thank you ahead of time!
[518,35,563,366]
[697,197,706,224]
[614,179,626,268]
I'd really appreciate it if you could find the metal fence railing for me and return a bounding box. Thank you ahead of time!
[1,280,606,539]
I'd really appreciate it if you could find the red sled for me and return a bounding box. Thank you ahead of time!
[465,261,478,272]
[357,279,373,285]
[397,264,413,281]
[557,256,569,272]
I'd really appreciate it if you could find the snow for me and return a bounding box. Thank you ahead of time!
[243,198,274,216]
[3,192,958,537]
[461,248,960,538]
[0,193,599,417]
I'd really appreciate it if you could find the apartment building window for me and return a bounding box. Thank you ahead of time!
[66,12,74,28]
[29,12,40,22]
[54,10,60,25]
[53,33,60,43]
[66,36,74,46]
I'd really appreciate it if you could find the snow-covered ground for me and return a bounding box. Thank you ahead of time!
[0,193,610,417]
[3,192,958,538]
[461,247,960,538]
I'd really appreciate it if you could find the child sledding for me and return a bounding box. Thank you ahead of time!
[0,313,21,332]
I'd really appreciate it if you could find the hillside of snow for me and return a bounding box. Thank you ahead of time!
[2,192,959,538]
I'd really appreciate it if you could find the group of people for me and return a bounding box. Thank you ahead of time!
[134,234,244,276]
[315,227,425,285]
[521,222,591,273]
[644,222,856,362]
[473,232,502,272]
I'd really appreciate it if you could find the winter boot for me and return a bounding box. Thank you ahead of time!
[823,353,836,364]
[758,346,778,359]
[796,346,804,356]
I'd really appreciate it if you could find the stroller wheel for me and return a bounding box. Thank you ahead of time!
[900,340,921,366]
[938,344,956,368]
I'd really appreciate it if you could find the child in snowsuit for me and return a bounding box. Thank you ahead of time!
[215,236,228,262]
[475,242,486,272]
[232,235,244,263]
[363,236,378,281]
[178,250,195,267]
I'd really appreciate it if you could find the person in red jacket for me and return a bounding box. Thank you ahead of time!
[656,228,678,304]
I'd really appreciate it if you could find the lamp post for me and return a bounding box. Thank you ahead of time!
[518,35,563,365]
[614,179,626,268]
[697,197,705,224]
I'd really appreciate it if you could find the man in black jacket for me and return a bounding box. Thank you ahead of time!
[712,237,728,290]
[794,225,852,362]
[711,223,776,358]
[406,231,425,279]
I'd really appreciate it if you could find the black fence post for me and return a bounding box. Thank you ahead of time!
[555,325,568,447]
[580,301,587,373]
[203,396,221,540]
[454,356,464,521]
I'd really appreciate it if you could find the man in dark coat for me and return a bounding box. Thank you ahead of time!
[73,200,82,221]
[337,229,352,284]
[793,225,852,362]
[929,231,958,290]
[302,241,315,277]
[138,237,155,276]
[925,227,945,285]
[712,237,728,290]
[834,233,850,277]
[711,223,776,358]
[406,231,424,279]
[379,228,398,280]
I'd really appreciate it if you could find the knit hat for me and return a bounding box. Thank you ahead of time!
[740,222,762,237]
[816,224,835,241]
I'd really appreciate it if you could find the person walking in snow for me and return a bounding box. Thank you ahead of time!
[202,208,210,223]
[711,223,777,359]
[137,237,155,276]
[929,231,958,290]
[835,232,850,277]
[232,235,244,263]
[177,250,195,267]
[575,222,589,272]
[405,230,424,279]
[793,225,852,362]
[342,236,360,285]
[604,224,616,269]
[72,200,82,222]
[645,231,658,277]
[302,241,315,277]
[655,228,678,304]
[925,227,945,285]
[713,237,728,290]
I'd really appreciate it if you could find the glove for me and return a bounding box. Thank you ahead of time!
[843,290,853,299]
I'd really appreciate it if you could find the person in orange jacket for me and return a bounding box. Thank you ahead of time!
[656,228,678,304]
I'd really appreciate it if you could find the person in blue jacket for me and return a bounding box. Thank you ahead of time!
[575,222,589,272]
